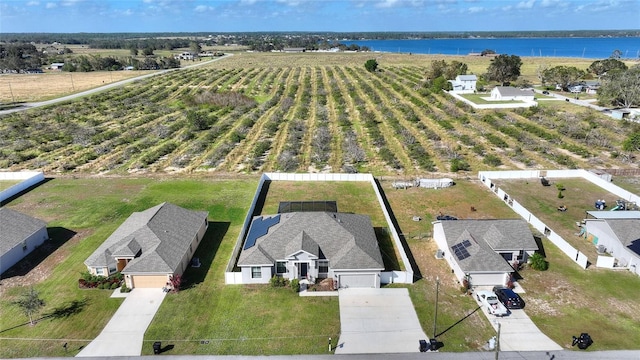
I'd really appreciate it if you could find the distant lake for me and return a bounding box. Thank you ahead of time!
[345,37,640,59]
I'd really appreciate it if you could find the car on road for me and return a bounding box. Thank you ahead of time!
[542,90,550,95]
[476,290,509,316]
[493,286,525,309]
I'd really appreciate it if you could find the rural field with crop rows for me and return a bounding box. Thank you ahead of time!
[1,52,634,175]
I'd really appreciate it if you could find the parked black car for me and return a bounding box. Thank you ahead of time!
[492,286,525,309]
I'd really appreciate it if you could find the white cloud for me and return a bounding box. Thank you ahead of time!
[26,1,39,6]
[276,0,301,6]
[240,0,257,4]
[467,6,484,13]
[375,0,400,8]
[516,0,535,9]
[45,2,57,8]
[195,4,214,12]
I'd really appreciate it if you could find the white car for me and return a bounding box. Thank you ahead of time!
[476,290,509,317]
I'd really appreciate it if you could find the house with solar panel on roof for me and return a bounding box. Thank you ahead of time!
[236,201,385,288]
[433,219,538,287]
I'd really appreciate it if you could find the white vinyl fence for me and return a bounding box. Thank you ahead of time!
[0,171,45,203]
[225,173,414,284]
[479,170,599,269]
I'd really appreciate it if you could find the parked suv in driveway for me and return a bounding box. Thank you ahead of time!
[492,286,525,309]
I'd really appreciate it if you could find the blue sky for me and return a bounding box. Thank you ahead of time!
[1,0,638,33]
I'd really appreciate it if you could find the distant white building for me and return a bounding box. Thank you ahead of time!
[174,52,196,60]
[490,86,535,101]
[50,63,64,70]
[448,74,477,93]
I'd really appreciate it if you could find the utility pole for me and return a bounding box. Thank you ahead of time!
[433,276,439,339]
[494,321,501,360]
[8,81,15,103]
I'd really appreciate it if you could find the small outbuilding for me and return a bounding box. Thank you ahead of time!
[0,208,49,274]
[50,63,64,70]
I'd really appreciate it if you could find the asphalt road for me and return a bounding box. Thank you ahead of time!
[18,350,640,360]
[0,54,233,116]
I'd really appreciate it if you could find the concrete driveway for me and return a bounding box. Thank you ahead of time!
[76,288,166,357]
[473,289,562,352]
[335,288,428,354]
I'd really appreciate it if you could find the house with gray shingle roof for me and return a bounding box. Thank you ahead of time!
[0,208,49,274]
[237,212,384,288]
[583,218,640,275]
[84,202,208,288]
[433,219,538,287]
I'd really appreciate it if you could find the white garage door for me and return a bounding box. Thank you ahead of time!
[470,273,507,287]
[339,274,376,288]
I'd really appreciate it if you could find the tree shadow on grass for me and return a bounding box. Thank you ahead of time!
[44,298,89,319]
[374,178,422,281]
[0,298,89,334]
[0,227,77,279]
[180,221,229,290]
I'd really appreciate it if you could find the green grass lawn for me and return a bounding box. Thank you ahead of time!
[490,177,640,350]
[493,178,620,257]
[0,176,257,358]
[2,175,639,357]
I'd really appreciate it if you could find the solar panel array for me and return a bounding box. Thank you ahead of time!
[244,215,281,250]
[452,239,472,261]
[278,201,337,214]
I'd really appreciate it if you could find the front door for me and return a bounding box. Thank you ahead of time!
[298,263,308,278]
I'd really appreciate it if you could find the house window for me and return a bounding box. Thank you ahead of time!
[318,261,329,274]
[251,267,262,279]
[96,268,105,276]
[276,261,287,274]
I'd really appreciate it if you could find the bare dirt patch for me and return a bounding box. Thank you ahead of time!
[0,71,154,102]
[0,229,92,297]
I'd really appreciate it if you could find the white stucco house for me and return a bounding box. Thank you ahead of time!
[448,74,477,93]
[0,208,49,274]
[433,219,538,287]
[237,211,384,288]
[490,86,535,101]
[84,202,208,288]
[583,214,640,275]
